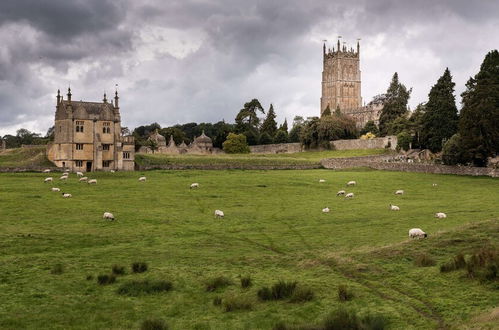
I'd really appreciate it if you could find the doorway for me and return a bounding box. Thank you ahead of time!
[86,161,92,172]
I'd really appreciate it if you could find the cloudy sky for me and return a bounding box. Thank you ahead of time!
[0,0,498,136]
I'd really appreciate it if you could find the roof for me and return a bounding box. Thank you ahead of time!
[194,131,212,144]
[57,100,118,121]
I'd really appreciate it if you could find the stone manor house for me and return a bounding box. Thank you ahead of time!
[321,39,383,127]
[47,88,135,171]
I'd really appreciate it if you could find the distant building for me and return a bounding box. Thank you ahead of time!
[47,88,135,171]
[139,130,221,155]
[321,39,382,128]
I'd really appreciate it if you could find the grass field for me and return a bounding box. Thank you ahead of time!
[0,146,52,168]
[0,169,497,329]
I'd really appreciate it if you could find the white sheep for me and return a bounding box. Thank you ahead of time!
[62,193,72,198]
[51,187,60,192]
[103,212,115,220]
[336,190,346,196]
[346,181,357,186]
[409,228,427,239]
[87,179,97,184]
[79,177,88,182]
[59,176,68,181]
[395,190,404,195]
[76,171,84,177]
[435,212,447,219]
[110,170,115,173]
[190,183,199,189]
[138,176,146,182]
[319,179,326,183]
[43,169,51,173]
[214,210,224,218]
[44,177,53,183]
[322,207,330,213]
[432,183,438,187]
[345,192,354,198]
[390,204,400,211]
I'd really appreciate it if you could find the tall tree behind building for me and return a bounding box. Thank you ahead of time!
[378,73,412,136]
[260,104,277,137]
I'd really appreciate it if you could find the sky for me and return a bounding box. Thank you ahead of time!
[0,0,498,136]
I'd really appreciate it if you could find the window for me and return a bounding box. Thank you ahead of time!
[75,160,83,167]
[102,160,111,167]
[75,121,84,132]
[123,151,130,159]
[76,143,83,150]
[102,144,110,151]
[103,122,111,134]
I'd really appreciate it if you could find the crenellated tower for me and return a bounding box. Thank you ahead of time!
[320,39,362,116]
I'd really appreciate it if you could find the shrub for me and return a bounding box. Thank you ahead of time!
[414,254,436,267]
[117,280,173,296]
[223,295,253,312]
[338,284,353,302]
[396,131,411,151]
[132,261,148,273]
[205,276,232,292]
[240,275,252,289]
[112,265,126,275]
[212,296,222,306]
[442,133,467,165]
[258,280,297,301]
[97,274,116,285]
[222,133,250,154]
[289,286,314,303]
[140,319,169,330]
[51,264,64,275]
[274,130,289,144]
[259,132,273,145]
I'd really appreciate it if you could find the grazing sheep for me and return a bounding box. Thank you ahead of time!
[79,177,88,182]
[138,176,146,182]
[44,177,53,183]
[319,179,326,183]
[87,179,97,184]
[390,204,400,211]
[103,212,115,220]
[43,169,51,173]
[409,228,427,239]
[214,210,224,218]
[345,192,354,198]
[76,171,84,177]
[346,181,357,186]
[336,190,346,196]
[59,176,68,181]
[61,193,72,198]
[190,183,199,189]
[432,183,438,187]
[395,190,404,195]
[110,170,115,173]
[322,207,330,213]
[51,187,60,192]
[435,212,447,219]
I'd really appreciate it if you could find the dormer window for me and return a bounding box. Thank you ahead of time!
[103,122,111,134]
[75,121,84,132]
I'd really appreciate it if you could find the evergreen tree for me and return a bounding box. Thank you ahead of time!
[378,73,412,136]
[279,118,288,132]
[360,120,379,136]
[289,116,304,143]
[409,103,426,149]
[420,68,458,152]
[260,104,277,136]
[322,105,331,117]
[235,99,265,133]
[274,129,288,143]
[259,132,273,145]
[458,50,499,166]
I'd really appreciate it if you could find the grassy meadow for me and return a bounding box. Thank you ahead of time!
[0,146,52,168]
[0,169,498,329]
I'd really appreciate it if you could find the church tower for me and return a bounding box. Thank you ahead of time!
[321,39,362,116]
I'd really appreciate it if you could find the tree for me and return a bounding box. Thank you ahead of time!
[235,99,265,133]
[409,103,426,149]
[458,50,499,166]
[420,68,459,152]
[386,115,411,136]
[360,120,379,136]
[442,133,467,165]
[259,132,273,145]
[279,118,288,132]
[378,73,412,136]
[261,104,277,137]
[16,128,40,145]
[159,127,187,145]
[396,131,412,151]
[289,116,304,143]
[212,121,235,148]
[45,126,55,141]
[223,133,250,153]
[148,139,158,154]
[322,105,331,117]
[274,129,288,143]
[300,117,320,149]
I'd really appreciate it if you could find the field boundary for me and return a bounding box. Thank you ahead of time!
[135,164,322,170]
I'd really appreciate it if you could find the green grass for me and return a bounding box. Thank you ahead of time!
[134,149,389,167]
[0,146,52,168]
[0,169,497,329]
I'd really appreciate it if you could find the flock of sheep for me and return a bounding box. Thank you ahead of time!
[42,169,445,240]
[317,178,446,240]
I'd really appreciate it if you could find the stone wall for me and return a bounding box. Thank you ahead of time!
[321,155,499,177]
[331,136,397,150]
[135,164,321,171]
[249,143,303,154]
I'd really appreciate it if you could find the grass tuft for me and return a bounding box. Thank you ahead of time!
[117,280,172,296]
[97,274,116,285]
[212,296,222,306]
[258,280,297,301]
[86,275,94,281]
[338,284,354,302]
[50,264,64,275]
[205,276,232,292]
[132,261,148,273]
[240,275,252,288]
[112,265,126,276]
[289,286,314,303]
[414,254,436,267]
[140,319,169,330]
[440,253,467,273]
[222,295,253,312]
[323,307,388,330]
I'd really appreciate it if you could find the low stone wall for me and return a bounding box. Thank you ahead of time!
[249,143,303,154]
[321,156,499,177]
[136,164,321,171]
[331,136,397,150]
[0,166,61,173]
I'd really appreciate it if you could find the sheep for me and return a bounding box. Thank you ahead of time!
[409,228,427,239]
[336,190,346,196]
[44,177,53,183]
[43,169,51,173]
[79,177,88,182]
[346,181,357,186]
[345,192,354,198]
[395,190,404,195]
[61,193,72,198]
[319,179,326,183]
[110,170,115,173]
[390,204,400,211]
[59,176,68,181]
[432,183,438,187]
[214,210,224,218]
[435,212,447,219]
[322,207,330,213]
[87,179,97,184]
[76,171,84,177]
[103,212,115,220]
[138,176,146,182]
[51,187,60,192]
[190,183,199,189]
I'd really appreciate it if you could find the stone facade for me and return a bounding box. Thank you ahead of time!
[331,136,397,150]
[47,88,135,171]
[139,130,222,155]
[321,39,382,128]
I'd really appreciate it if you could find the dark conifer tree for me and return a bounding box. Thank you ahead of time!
[260,104,277,136]
[378,72,412,136]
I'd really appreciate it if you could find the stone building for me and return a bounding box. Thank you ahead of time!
[138,130,220,155]
[47,88,135,171]
[320,39,382,128]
